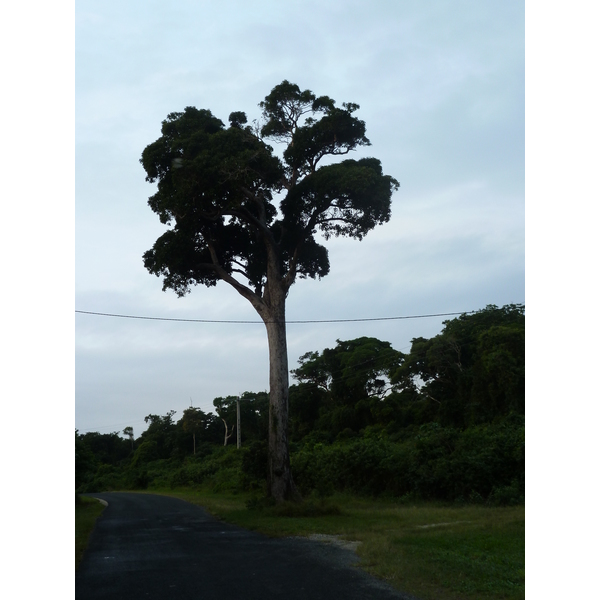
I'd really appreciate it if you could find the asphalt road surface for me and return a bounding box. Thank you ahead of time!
[76,492,417,600]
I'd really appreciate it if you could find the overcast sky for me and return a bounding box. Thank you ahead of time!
[74,0,525,436]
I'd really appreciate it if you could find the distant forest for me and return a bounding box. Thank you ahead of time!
[76,304,524,505]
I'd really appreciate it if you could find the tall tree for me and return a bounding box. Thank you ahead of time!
[180,407,208,454]
[122,426,134,451]
[293,337,403,403]
[140,411,178,459]
[291,337,404,435]
[141,81,399,502]
[212,396,237,446]
[392,304,525,427]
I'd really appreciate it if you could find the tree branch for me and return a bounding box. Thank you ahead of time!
[205,237,266,313]
[228,206,269,237]
[239,186,267,214]
[311,146,352,172]
[231,267,251,279]
[282,245,300,291]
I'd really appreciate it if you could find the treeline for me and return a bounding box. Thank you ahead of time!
[76,304,525,505]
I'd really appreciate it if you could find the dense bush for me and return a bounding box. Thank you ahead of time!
[167,446,246,492]
[75,432,98,491]
[79,464,128,493]
[130,440,159,467]
[291,416,524,503]
[241,440,269,482]
[77,416,524,504]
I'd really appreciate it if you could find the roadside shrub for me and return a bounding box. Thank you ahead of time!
[80,463,127,492]
[291,416,524,503]
[146,459,177,489]
[130,440,159,468]
[292,438,403,497]
[442,416,525,501]
[127,468,149,490]
[169,456,221,487]
[209,466,243,493]
[488,479,524,506]
[75,435,97,491]
[241,440,268,482]
[167,446,245,492]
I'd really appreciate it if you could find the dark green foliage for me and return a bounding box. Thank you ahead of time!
[74,306,524,504]
[77,430,131,465]
[289,384,327,441]
[75,431,98,490]
[473,324,525,418]
[211,392,269,445]
[139,411,179,458]
[291,336,404,438]
[75,429,132,492]
[140,81,398,299]
[292,437,396,498]
[80,463,128,492]
[291,417,524,503]
[168,447,245,492]
[130,440,159,467]
[241,439,269,482]
[285,306,525,503]
[181,407,209,435]
[169,457,221,488]
[392,304,525,428]
[292,337,402,402]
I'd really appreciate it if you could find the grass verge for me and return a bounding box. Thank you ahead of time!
[147,488,523,600]
[75,495,105,570]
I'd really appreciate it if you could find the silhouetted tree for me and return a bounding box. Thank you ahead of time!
[141,81,399,501]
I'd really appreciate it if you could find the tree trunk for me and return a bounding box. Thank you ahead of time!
[225,244,300,503]
[263,293,301,503]
[222,418,234,446]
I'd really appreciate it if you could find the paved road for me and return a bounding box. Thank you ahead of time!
[76,492,415,600]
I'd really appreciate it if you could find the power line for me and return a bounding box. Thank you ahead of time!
[75,309,475,324]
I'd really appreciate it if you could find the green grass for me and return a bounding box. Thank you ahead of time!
[357,505,524,600]
[150,488,524,600]
[75,495,105,570]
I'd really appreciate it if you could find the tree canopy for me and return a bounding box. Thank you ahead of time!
[391,304,525,427]
[141,80,398,310]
